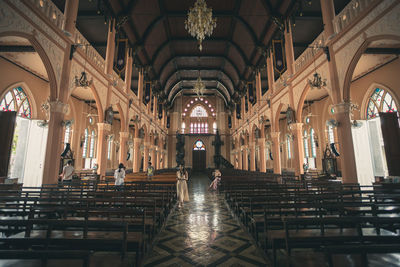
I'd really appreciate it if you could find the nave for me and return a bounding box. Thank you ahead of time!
[143,172,267,266]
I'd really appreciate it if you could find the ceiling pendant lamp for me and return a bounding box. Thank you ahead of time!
[185,0,217,51]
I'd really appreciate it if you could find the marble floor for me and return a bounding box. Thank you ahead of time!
[142,172,268,267]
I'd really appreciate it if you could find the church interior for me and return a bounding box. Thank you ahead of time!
[0,0,400,266]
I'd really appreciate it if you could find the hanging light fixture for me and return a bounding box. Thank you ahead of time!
[185,0,217,51]
[194,76,205,97]
[74,44,93,88]
[308,47,327,89]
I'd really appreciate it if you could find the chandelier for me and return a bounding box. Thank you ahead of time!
[75,71,93,88]
[194,76,206,97]
[185,0,217,51]
[308,72,326,89]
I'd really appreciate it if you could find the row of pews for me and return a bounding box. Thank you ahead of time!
[218,170,400,267]
[0,174,177,266]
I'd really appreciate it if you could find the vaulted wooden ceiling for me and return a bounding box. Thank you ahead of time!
[51,0,353,105]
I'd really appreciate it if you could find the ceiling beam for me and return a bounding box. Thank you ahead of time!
[141,12,258,45]
[166,77,231,99]
[168,80,230,104]
[151,38,251,69]
[364,48,400,55]
[0,45,35,52]
[157,55,242,84]
[162,68,235,94]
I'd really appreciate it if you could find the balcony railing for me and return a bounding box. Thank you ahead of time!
[333,0,374,34]
[29,0,65,30]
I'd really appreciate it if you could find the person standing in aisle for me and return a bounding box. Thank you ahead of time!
[176,165,189,208]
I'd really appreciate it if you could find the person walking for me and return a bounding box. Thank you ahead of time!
[60,160,74,183]
[209,169,221,191]
[176,165,189,208]
[147,162,155,181]
[114,163,126,190]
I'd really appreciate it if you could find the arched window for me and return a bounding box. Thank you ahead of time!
[287,136,291,159]
[303,130,309,158]
[193,139,205,150]
[213,122,217,133]
[366,87,398,119]
[0,86,32,118]
[64,124,71,149]
[327,125,335,144]
[82,128,89,158]
[181,122,186,134]
[89,130,96,158]
[310,128,317,158]
[107,137,112,160]
[190,105,208,117]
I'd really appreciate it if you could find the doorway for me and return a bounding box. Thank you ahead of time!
[192,139,206,171]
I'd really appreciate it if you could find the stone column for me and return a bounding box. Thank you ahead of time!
[238,149,243,170]
[266,54,275,94]
[96,123,111,179]
[132,138,141,172]
[291,123,305,178]
[153,97,157,118]
[241,97,246,119]
[243,146,249,171]
[143,143,149,172]
[334,102,358,183]
[320,0,335,39]
[42,101,69,184]
[258,139,266,172]
[256,72,262,107]
[104,19,116,75]
[150,147,156,168]
[271,132,282,174]
[137,70,144,106]
[118,132,129,166]
[284,21,295,75]
[156,149,161,169]
[124,49,133,93]
[249,142,256,171]
[63,0,79,38]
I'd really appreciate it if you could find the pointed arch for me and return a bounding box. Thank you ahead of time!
[361,83,399,120]
[0,32,58,101]
[1,82,37,118]
[342,35,400,102]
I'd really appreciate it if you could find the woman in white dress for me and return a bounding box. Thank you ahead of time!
[114,163,126,190]
[176,165,189,208]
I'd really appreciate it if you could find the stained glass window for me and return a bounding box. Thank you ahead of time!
[82,128,89,158]
[213,122,217,133]
[0,86,31,118]
[190,105,208,117]
[107,138,112,160]
[193,139,205,150]
[89,130,96,158]
[181,122,186,134]
[310,128,317,158]
[287,136,291,159]
[327,125,335,144]
[64,125,71,149]
[303,130,309,158]
[190,122,208,134]
[367,88,398,119]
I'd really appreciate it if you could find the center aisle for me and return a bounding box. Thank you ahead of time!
[143,172,268,266]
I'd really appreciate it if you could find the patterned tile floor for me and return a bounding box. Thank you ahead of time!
[143,172,269,267]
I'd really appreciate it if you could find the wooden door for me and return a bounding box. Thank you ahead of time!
[192,150,206,171]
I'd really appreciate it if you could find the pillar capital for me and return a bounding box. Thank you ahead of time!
[332,102,353,114]
[119,131,130,138]
[97,122,111,132]
[45,100,69,114]
[271,132,280,139]
[289,123,303,131]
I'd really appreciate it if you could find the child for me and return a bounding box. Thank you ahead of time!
[209,169,221,191]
